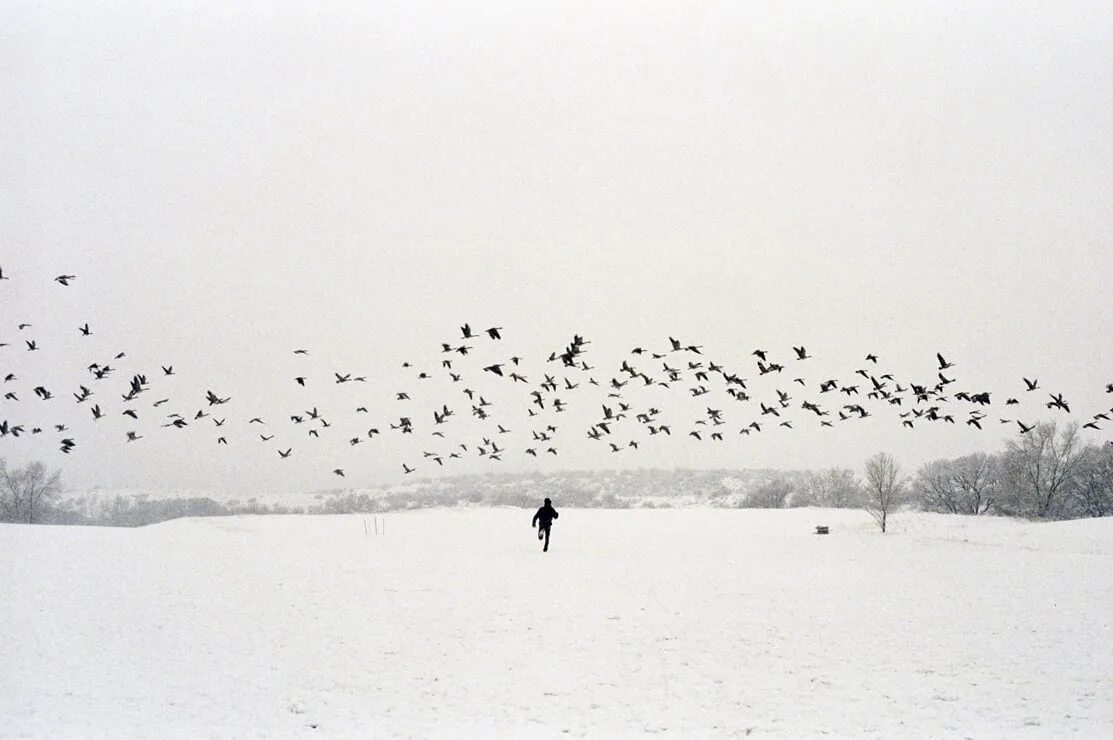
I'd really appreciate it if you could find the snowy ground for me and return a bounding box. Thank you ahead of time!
[2,508,1112,738]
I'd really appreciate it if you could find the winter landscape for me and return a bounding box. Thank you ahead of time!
[4,507,1112,738]
[5,0,1113,737]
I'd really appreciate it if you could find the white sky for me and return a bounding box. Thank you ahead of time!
[2,1,1112,493]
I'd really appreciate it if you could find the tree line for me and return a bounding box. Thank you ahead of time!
[753,421,1112,528]
[2,421,1109,527]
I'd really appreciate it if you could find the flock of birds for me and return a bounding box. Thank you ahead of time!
[3,266,1113,482]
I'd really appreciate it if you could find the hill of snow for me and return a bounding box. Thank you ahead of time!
[2,508,1111,737]
[56,468,809,526]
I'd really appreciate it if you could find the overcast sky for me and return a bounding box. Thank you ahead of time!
[2,1,1111,494]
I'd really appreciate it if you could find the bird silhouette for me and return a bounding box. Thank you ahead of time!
[1046,393,1070,413]
[199,391,228,407]
[54,274,76,286]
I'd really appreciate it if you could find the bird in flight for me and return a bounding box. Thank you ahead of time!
[205,390,231,406]
[54,274,76,286]
[1046,393,1070,413]
[79,323,91,336]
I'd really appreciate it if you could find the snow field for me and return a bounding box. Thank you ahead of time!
[2,507,1112,738]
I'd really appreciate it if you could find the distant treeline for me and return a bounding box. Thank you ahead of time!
[3,421,1110,526]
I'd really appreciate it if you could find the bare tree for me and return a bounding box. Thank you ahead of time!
[914,453,998,515]
[863,452,905,533]
[1,459,63,524]
[746,475,794,508]
[999,421,1086,519]
[914,459,961,513]
[1072,444,1113,518]
[799,467,863,508]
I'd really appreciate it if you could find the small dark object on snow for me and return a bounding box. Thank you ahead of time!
[815,525,830,535]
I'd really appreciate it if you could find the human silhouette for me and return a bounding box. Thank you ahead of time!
[531,498,559,552]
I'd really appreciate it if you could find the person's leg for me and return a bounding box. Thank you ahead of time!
[543,526,550,552]
[538,525,544,540]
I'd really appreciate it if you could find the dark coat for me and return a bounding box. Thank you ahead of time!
[532,503,559,529]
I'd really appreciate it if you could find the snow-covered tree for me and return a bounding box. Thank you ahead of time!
[798,467,863,508]
[1071,444,1113,518]
[998,422,1086,519]
[746,475,794,508]
[1,459,64,524]
[914,452,998,515]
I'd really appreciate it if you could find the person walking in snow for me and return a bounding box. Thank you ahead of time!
[531,498,559,552]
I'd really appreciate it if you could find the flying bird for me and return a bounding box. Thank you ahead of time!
[54,274,76,286]
[1046,393,1070,413]
[205,390,230,406]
